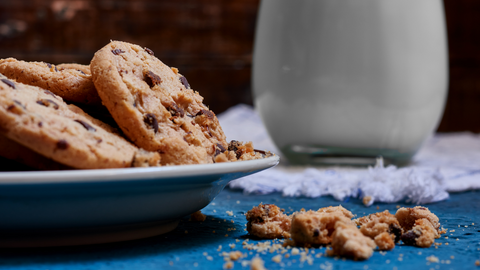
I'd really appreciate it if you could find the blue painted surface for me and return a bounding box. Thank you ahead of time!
[0,188,479,270]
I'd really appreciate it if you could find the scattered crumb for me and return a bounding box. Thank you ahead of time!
[272,254,282,263]
[362,196,373,206]
[229,251,243,261]
[223,261,234,269]
[226,211,234,216]
[250,257,266,270]
[475,260,480,266]
[426,255,439,263]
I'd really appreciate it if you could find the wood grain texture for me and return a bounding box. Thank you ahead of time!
[0,0,478,132]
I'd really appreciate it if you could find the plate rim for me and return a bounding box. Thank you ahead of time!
[0,155,279,184]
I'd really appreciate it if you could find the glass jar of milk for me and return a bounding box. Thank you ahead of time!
[252,0,448,166]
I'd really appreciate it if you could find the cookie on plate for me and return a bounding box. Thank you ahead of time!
[0,134,71,170]
[0,58,101,105]
[90,40,228,165]
[0,74,160,169]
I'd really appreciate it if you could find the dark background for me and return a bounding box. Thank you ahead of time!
[0,0,478,132]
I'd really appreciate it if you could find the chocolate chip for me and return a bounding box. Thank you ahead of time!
[13,100,24,108]
[228,140,239,152]
[74,119,96,132]
[168,103,185,118]
[56,139,69,150]
[180,76,190,89]
[228,140,242,159]
[144,47,154,56]
[77,69,86,75]
[313,229,320,237]
[37,99,59,110]
[45,63,57,72]
[418,207,427,210]
[38,122,43,127]
[214,143,226,157]
[217,143,226,153]
[7,100,25,113]
[1,78,16,89]
[44,90,57,98]
[389,223,403,243]
[206,125,213,137]
[112,49,125,55]
[144,113,159,133]
[401,231,418,246]
[254,149,267,156]
[195,109,214,119]
[145,70,162,87]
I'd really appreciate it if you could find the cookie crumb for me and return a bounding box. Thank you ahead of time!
[229,251,243,261]
[272,254,282,263]
[426,255,439,263]
[250,257,266,270]
[362,196,373,206]
[223,261,233,269]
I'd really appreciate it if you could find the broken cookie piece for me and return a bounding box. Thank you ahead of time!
[246,203,291,239]
[327,222,376,260]
[317,205,354,219]
[290,210,353,247]
[400,218,437,248]
[356,210,402,250]
[395,206,445,238]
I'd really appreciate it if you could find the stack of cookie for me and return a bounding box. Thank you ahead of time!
[0,40,268,170]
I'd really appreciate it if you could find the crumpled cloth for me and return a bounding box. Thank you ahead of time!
[218,104,480,205]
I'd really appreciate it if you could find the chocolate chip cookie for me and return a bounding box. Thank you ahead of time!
[0,74,160,169]
[90,41,228,165]
[0,58,101,105]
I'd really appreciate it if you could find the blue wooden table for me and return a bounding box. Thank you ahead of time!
[1,188,479,270]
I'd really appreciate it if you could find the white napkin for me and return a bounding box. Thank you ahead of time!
[218,104,480,205]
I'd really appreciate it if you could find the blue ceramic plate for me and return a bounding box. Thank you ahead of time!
[0,155,279,247]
